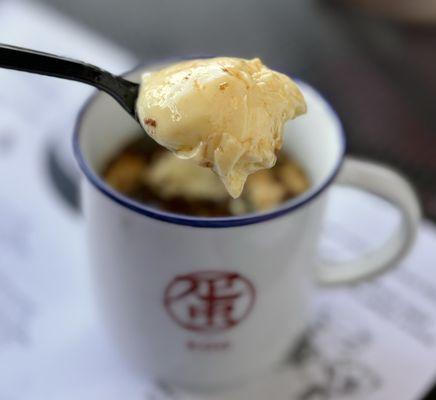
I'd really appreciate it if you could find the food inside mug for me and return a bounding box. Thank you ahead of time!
[102,134,310,217]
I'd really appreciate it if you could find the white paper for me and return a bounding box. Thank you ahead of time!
[1,1,436,399]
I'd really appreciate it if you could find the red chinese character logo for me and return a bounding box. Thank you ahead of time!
[164,271,255,332]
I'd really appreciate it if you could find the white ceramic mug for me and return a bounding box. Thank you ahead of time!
[73,64,421,391]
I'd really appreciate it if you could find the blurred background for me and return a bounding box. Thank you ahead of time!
[38,0,436,220]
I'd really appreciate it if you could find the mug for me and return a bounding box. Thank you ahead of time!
[73,63,421,391]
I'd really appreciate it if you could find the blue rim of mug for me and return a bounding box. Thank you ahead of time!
[73,58,346,228]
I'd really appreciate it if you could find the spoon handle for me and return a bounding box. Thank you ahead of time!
[0,43,139,118]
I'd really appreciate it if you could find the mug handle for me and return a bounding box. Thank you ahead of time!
[316,157,421,285]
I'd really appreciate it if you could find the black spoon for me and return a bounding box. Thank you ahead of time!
[0,43,139,120]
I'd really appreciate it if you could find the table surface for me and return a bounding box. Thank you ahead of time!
[33,0,436,397]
